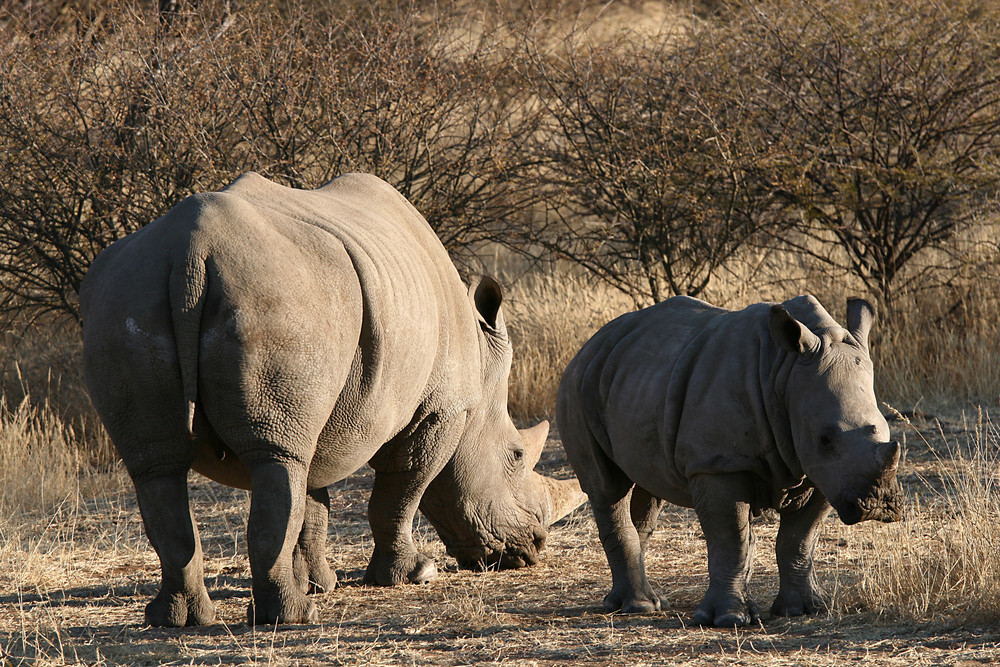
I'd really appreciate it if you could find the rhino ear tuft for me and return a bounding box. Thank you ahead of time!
[846,298,876,350]
[470,275,506,335]
[770,305,820,355]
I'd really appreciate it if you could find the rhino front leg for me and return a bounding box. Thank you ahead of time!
[772,490,831,617]
[364,415,462,586]
[135,473,216,627]
[364,472,440,585]
[292,486,336,595]
[690,473,758,628]
[246,460,318,625]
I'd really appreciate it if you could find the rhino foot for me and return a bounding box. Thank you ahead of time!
[145,589,216,627]
[692,596,759,628]
[248,593,318,626]
[306,568,337,595]
[293,546,337,595]
[364,549,438,586]
[771,587,828,617]
[603,588,662,614]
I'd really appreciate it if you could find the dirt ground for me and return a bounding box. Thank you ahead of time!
[3,410,1000,666]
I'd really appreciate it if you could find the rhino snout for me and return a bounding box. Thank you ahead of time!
[453,526,548,571]
[828,440,904,525]
[832,481,904,525]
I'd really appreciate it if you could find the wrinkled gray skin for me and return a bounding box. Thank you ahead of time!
[81,172,584,627]
[557,295,903,627]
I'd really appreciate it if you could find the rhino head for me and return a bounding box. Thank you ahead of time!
[419,276,586,570]
[770,297,904,526]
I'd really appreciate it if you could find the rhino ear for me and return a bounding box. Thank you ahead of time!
[469,275,507,337]
[846,298,876,350]
[770,305,820,355]
[520,420,550,469]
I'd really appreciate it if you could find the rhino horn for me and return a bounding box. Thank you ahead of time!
[520,420,550,469]
[539,474,587,526]
[847,298,876,350]
[877,440,901,471]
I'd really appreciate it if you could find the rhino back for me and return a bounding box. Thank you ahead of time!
[82,172,481,488]
[560,296,724,502]
[560,296,805,506]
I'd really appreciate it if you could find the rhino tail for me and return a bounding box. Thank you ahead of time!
[169,253,208,439]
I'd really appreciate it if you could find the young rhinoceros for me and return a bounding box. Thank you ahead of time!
[81,172,584,627]
[557,295,903,627]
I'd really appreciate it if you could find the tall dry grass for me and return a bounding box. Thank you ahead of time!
[504,268,633,420]
[0,397,116,520]
[0,393,131,627]
[847,410,1000,622]
[502,233,1000,419]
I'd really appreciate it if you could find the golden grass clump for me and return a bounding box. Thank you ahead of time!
[503,268,633,420]
[0,396,115,520]
[848,411,1000,623]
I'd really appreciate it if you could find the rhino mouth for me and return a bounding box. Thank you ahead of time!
[833,487,904,525]
[450,528,547,571]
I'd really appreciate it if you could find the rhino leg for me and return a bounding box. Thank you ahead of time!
[245,460,318,625]
[591,482,662,613]
[293,486,336,595]
[363,416,462,586]
[363,472,439,586]
[690,473,759,628]
[560,418,660,613]
[772,490,831,617]
[135,473,216,627]
[631,485,665,556]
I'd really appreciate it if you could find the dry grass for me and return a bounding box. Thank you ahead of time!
[4,264,1000,664]
[850,409,1000,622]
[0,397,114,520]
[504,268,634,420]
[3,400,1000,665]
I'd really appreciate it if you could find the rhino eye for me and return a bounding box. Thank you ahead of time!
[512,448,524,462]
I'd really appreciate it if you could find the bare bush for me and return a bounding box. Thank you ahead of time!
[0,0,539,323]
[318,13,543,262]
[725,0,1000,311]
[525,31,770,305]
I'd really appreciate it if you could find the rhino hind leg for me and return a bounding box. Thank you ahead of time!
[690,473,759,628]
[245,460,318,625]
[772,490,831,617]
[135,473,216,627]
[630,486,665,555]
[592,484,662,613]
[559,415,660,613]
[293,486,336,595]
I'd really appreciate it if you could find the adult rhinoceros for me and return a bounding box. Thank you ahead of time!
[81,172,583,627]
[557,295,903,627]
